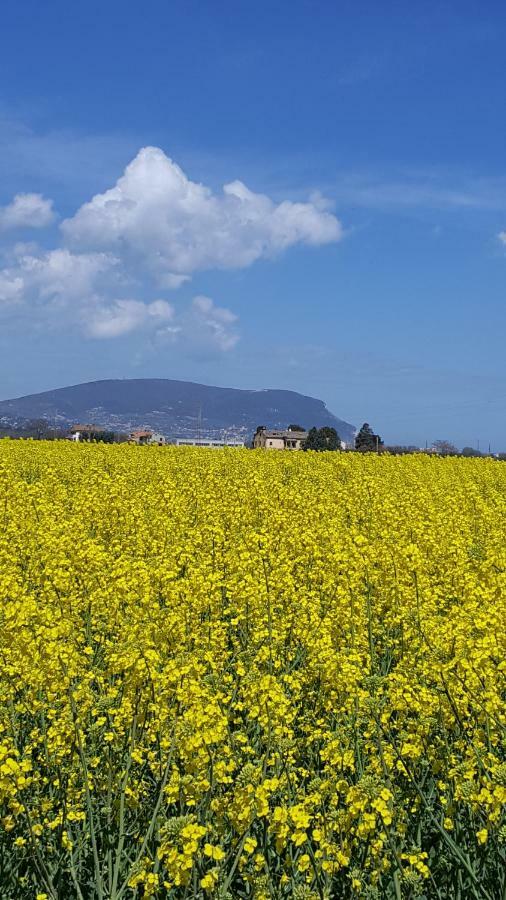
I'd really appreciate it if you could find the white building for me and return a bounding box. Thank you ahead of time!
[130,430,166,445]
[253,427,307,450]
[175,438,245,448]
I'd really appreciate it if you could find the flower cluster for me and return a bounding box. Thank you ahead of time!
[0,441,504,898]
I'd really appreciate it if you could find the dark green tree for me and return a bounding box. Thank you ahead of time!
[355,423,383,452]
[303,427,322,451]
[97,431,116,444]
[81,430,116,443]
[303,426,341,451]
[384,445,419,455]
[461,446,482,457]
[287,424,305,432]
[319,426,341,450]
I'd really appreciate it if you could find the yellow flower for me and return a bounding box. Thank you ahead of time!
[243,836,257,854]
[297,854,311,873]
[0,442,504,894]
[200,870,219,891]
[203,843,225,861]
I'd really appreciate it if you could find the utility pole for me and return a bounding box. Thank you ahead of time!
[197,405,202,444]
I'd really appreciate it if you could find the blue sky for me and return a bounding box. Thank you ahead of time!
[1,0,506,447]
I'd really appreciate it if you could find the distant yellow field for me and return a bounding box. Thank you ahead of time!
[0,442,504,899]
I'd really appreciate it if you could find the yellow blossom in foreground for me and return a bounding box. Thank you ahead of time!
[0,441,504,898]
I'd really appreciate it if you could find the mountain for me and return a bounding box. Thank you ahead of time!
[0,379,356,443]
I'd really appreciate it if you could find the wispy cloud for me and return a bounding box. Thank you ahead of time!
[0,114,139,198]
[333,171,506,212]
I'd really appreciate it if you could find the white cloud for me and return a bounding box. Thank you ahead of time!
[0,193,55,231]
[154,295,239,352]
[0,271,24,304]
[157,272,191,289]
[334,172,506,212]
[85,298,174,339]
[0,248,116,308]
[22,248,115,301]
[0,245,236,351]
[0,146,346,348]
[188,295,239,351]
[62,146,342,282]
[498,231,506,245]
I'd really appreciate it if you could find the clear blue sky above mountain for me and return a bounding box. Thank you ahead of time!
[0,0,505,448]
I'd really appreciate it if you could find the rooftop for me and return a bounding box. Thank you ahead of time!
[260,429,307,439]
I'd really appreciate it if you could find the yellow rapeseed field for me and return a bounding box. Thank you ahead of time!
[0,441,505,900]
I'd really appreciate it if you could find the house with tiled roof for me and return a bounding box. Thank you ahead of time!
[130,429,166,445]
[253,426,307,450]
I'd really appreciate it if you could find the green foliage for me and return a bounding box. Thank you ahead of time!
[80,430,116,444]
[303,426,341,451]
[355,423,383,452]
[303,427,321,451]
[462,446,482,457]
[384,445,420,455]
[319,426,341,450]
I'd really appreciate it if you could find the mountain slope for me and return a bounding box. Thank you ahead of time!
[0,379,355,442]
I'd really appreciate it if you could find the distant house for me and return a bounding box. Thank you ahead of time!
[70,424,102,442]
[149,432,166,445]
[130,429,166,445]
[253,426,307,450]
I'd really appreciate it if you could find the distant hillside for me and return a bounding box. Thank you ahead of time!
[0,379,355,443]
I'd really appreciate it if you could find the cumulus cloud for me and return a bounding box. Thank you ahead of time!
[61,147,342,283]
[0,146,344,348]
[498,231,506,245]
[0,247,117,307]
[0,244,237,350]
[0,193,55,231]
[85,298,174,339]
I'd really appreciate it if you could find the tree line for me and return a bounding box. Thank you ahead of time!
[301,422,383,452]
[0,420,127,442]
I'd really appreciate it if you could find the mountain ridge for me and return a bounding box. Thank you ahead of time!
[0,378,355,443]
